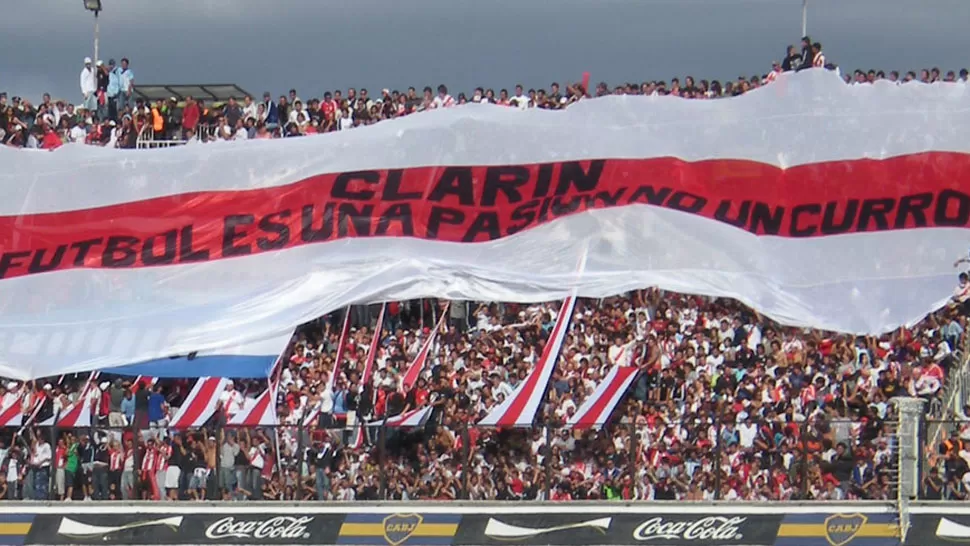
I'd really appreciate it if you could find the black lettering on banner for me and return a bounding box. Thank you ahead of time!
[935,189,970,227]
[750,202,785,235]
[820,199,859,235]
[483,166,529,206]
[550,196,584,217]
[507,200,539,235]
[178,224,209,262]
[301,204,336,242]
[223,214,255,257]
[532,163,555,199]
[103,236,139,268]
[628,185,672,206]
[714,200,750,228]
[790,203,821,237]
[0,251,30,279]
[71,238,102,266]
[556,160,604,196]
[895,192,933,229]
[536,196,554,224]
[857,198,896,232]
[332,171,378,201]
[586,189,625,208]
[383,170,422,201]
[667,191,707,214]
[426,206,465,239]
[337,203,373,237]
[375,203,415,236]
[428,167,475,205]
[462,212,502,242]
[257,211,291,250]
[141,229,178,265]
[27,245,67,274]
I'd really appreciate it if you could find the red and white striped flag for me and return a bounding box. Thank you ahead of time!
[38,371,100,428]
[15,390,48,434]
[326,308,352,393]
[169,377,228,429]
[566,366,639,430]
[39,393,93,428]
[228,387,277,427]
[382,405,431,428]
[478,296,576,428]
[0,397,23,427]
[352,303,386,449]
[400,303,449,391]
[132,376,157,392]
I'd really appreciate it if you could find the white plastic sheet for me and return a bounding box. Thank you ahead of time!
[0,70,968,379]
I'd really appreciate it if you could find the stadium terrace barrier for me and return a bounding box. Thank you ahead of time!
[0,501,967,546]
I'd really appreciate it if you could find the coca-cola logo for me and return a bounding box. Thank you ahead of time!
[633,517,746,542]
[204,516,314,540]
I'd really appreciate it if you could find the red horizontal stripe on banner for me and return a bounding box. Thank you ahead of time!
[2,154,969,280]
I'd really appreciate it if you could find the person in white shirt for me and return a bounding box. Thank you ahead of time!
[69,118,88,143]
[509,85,530,110]
[432,85,455,109]
[30,436,52,500]
[1,383,20,410]
[288,101,308,125]
[241,96,258,123]
[220,382,245,416]
[233,119,249,141]
[79,57,97,112]
[247,439,266,500]
[608,336,636,367]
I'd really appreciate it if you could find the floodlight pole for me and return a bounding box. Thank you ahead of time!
[93,10,100,68]
[801,0,808,37]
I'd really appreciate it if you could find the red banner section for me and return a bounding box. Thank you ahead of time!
[2,153,969,280]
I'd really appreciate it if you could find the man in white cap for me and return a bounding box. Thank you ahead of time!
[80,58,97,112]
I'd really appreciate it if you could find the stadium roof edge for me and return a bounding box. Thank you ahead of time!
[132,83,252,103]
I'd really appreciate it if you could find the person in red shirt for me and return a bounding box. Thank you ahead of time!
[181,96,200,138]
[41,126,62,150]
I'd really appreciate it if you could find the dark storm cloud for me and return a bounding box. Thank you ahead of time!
[1,0,967,102]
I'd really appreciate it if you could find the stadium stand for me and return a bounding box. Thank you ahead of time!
[2,40,970,504]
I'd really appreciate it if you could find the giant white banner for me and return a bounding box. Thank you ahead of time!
[0,70,968,379]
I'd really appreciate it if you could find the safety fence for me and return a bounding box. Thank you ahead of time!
[0,414,905,504]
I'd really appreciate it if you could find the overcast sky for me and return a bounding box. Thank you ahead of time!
[2,0,968,102]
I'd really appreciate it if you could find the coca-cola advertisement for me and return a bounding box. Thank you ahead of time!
[26,513,343,544]
[453,513,784,546]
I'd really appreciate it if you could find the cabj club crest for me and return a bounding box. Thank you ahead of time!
[383,513,423,546]
[824,513,867,546]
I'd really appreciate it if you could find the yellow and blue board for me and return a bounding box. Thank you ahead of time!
[0,515,33,545]
[338,513,461,546]
[775,513,900,546]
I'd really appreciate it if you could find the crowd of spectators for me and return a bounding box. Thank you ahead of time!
[0,285,965,502]
[2,36,969,503]
[1,37,967,150]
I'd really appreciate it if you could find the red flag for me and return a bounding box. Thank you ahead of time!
[401,303,449,391]
[327,308,352,392]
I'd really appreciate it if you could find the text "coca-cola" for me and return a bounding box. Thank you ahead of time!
[204,516,314,540]
[633,517,746,541]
